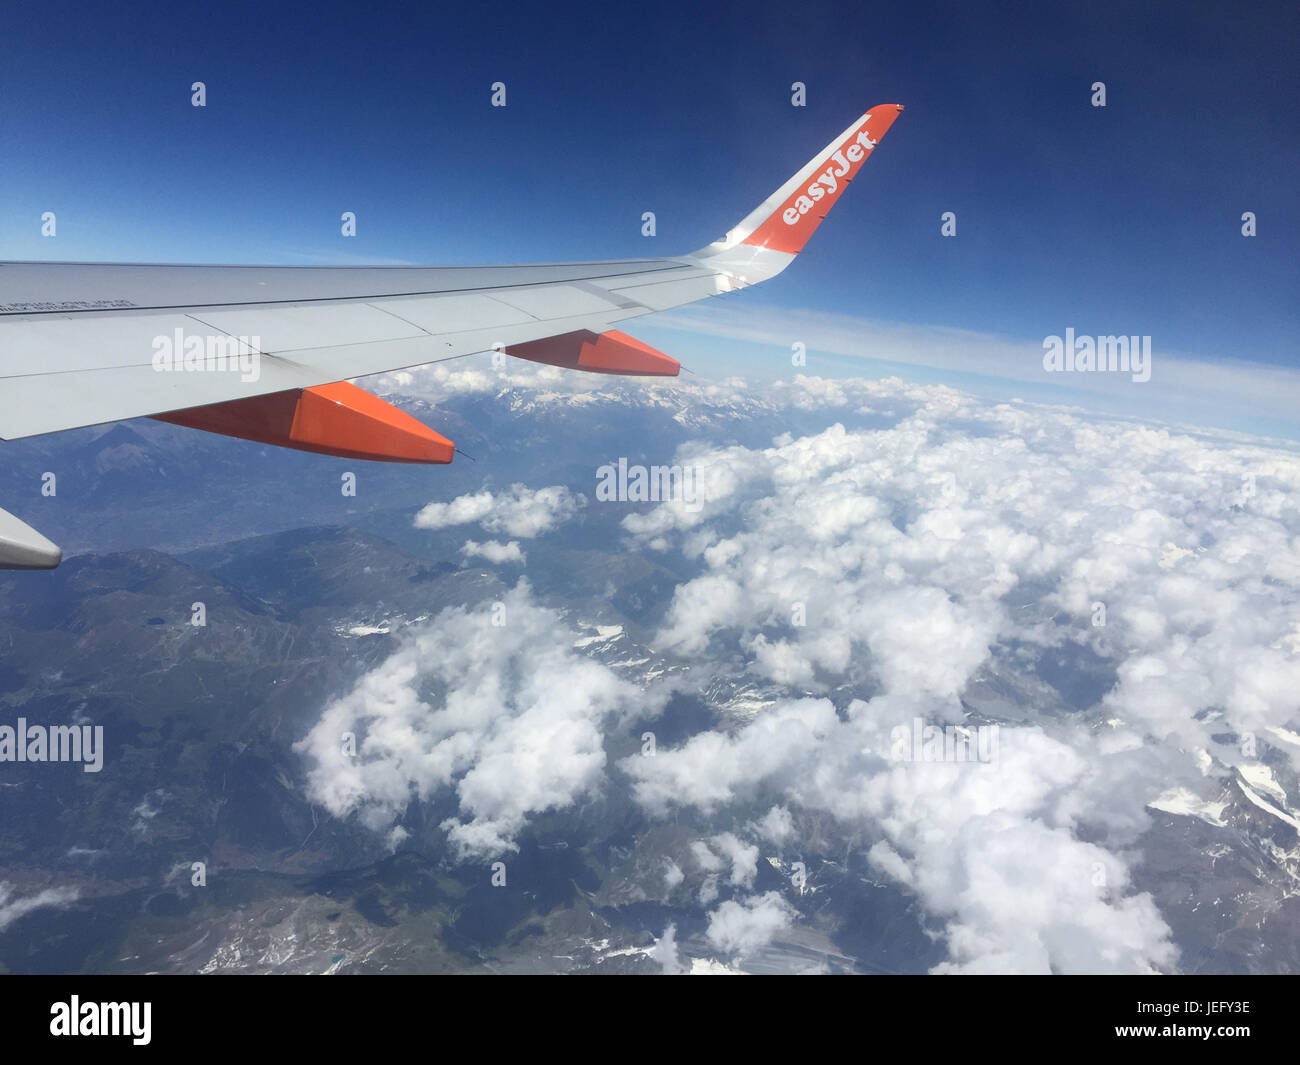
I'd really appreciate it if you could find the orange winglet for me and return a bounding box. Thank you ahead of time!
[506,329,680,377]
[742,103,905,255]
[153,381,454,464]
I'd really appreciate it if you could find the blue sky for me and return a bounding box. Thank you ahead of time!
[1,0,1296,431]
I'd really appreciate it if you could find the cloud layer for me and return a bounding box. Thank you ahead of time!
[614,376,1300,972]
[303,370,1300,972]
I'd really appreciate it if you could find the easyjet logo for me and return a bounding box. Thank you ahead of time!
[782,124,877,226]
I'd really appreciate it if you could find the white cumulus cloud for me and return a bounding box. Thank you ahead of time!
[415,483,585,539]
[296,580,640,858]
[705,892,797,958]
[461,539,525,564]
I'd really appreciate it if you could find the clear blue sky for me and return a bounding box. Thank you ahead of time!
[1,0,1296,388]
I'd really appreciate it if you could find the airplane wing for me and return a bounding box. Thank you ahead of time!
[0,103,904,567]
